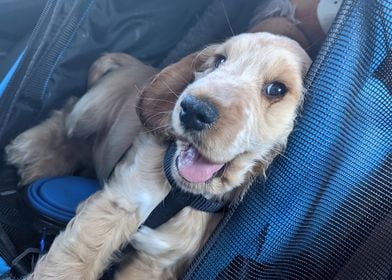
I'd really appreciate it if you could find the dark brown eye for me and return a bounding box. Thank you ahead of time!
[264,82,287,97]
[214,55,226,68]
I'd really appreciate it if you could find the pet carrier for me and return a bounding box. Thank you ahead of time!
[0,0,391,279]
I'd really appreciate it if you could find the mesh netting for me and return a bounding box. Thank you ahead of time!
[185,0,392,279]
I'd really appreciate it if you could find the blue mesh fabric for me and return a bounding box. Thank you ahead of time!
[185,0,392,279]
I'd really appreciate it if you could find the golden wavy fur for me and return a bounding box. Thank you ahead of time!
[6,32,311,279]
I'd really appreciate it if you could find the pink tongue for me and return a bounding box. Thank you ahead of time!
[177,146,224,183]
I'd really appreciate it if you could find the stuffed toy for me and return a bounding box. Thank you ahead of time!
[250,0,342,58]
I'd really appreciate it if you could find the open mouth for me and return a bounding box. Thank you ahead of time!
[176,144,226,184]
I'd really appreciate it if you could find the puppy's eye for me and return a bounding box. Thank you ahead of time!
[264,82,287,97]
[214,55,226,68]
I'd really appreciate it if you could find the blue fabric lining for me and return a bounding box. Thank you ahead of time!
[0,51,25,98]
[41,0,95,100]
[0,257,10,277]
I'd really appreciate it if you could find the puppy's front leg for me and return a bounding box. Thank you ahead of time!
[27,135,168,280]
[27,188,139,280]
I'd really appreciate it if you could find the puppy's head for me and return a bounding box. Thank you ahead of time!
[138,32,311,200]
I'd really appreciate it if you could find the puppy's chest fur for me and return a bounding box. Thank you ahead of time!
[108,134,221,278]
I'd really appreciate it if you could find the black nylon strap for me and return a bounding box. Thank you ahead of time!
[143,141,227,229]
[101,141,227,279]
[108,141,227,229]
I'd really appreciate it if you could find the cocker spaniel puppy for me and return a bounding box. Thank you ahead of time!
[6,32,311,279]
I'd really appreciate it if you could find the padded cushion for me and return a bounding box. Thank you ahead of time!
[27,176,100,223]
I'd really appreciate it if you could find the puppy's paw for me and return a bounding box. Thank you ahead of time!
[132,226,171,255]
[5,100,82,185]
[5,127,53,185]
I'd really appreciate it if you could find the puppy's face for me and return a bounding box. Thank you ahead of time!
[139,33,311,199]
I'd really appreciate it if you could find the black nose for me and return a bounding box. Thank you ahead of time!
[180,95,219,131]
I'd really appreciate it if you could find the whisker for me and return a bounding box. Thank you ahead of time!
[191,47,213,70]
[133,103,173,113]
[161,80,180,98]
[174,73,192,86]
[263,145,290,161]
[141,111,171,126]
[134,84,143,97]
[137,97,177,105]
[139,124,171,135]
[134,84,153,98]
[220,0,235,36]
[191,52,205,70]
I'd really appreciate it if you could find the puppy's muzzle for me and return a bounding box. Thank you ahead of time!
[180,95,219,131]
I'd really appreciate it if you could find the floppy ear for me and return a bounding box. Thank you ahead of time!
[137,52,209,139]
[87,53,140,87]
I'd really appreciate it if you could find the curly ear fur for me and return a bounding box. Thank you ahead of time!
[67,54,156,139]
[87,53,140,87]
[136,52,210,139]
